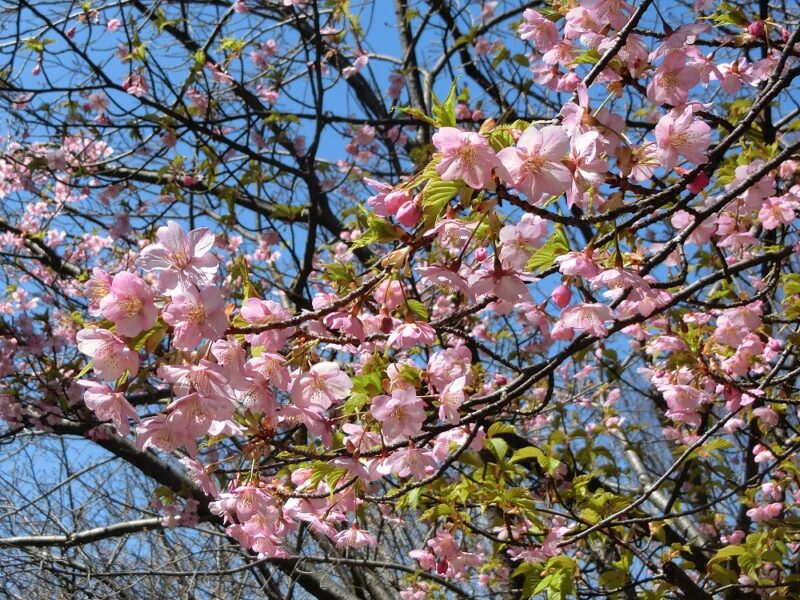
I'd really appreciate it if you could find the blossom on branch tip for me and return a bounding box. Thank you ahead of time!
[432,128,499,190]
[78,380,139,436]
[162,286,228,350]
[496,124,571,204]
[556,303,614,338]
[654,106,711,170]
[138,221,219,295]
[99,271,157,337]
[76,328,139,381]
[291,361,353,411]
[370,387,426,442]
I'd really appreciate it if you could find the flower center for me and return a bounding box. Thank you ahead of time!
[525,153,547,173]
[457,144,477,168]
[661,71,677,90]
[172,250,190,269]
[187,304,207,324]
[118,296,143,317]
[671,132,688,148]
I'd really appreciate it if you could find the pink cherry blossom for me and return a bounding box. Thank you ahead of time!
[438,376,467,424]
[725,160,776,209]
[122,73,149,97]
[342,53,369,79]
[166,392,235,437]
[247,352,290,390]
[378,444,437,480]
[554,251,601,278]
[387,321,436,349]
[136,414,198,456]
[334,524,377,548]
[657,383,708,427]
[76,328,139,381]
[291,361,352,410]
[432,128,499,189]
[162,286,228,350]
[498,214,547,270]
[180,457,219,498]
[428,346,472,391]
[384,189,411,215]
[518,9,559,51]
[581,0,632,29]
[469,266,533,303]
[209,485,276,523]
[99,271,157,337]
[364,178,394,217]
[417,266,471,295]
[759,196,797,230]
[137,221,219,295]
[496,125,571,203]
[567,131,608,208]
[158,359,231,400]
[647,51,701,106]
[240,298,295,350]
[396,197,422,227]
[746,502,782,523]
[84,267,112,316]
[211,338,250,389]
[78,380,139,436]
[654,106,711,169]
[370,387,426,442]
[557,303,615,338]
[753,443,775,463]
[234,377,277,416]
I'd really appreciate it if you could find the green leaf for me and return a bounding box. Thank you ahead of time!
[75,360,94,379]
[350,214,403,250]
[492,46,510,69]
[509,446,546,465]
[395,486,423,511]
[487,128,518,152]
[421,163,460,227]
[525,225,570,273]
[599,569,627,589]
[397,105,437,126]
[431,78,460,128]
[708,2,748,27]
[485,437,509,461]
[569,48,601,66]
[783,273,800,295]
[343,368,384,415]
[487,422,517,437]
[308,462,347,491]
[708,545,745,566]
[192,49,206,67]
[406,299,429,320]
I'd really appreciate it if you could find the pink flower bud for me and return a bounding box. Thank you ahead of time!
[748,21,765,36]
[474,247,488,261]
[384,190,410,215]
[687,171,709,194]
[551,284,572,308]
[396,199,421,228]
